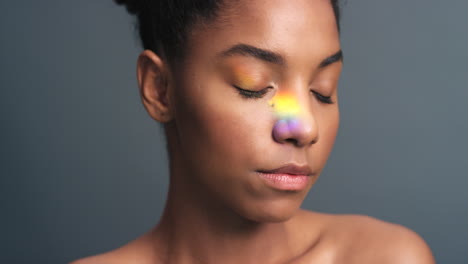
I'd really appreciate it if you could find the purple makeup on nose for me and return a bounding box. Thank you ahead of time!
[287,119,301,132]
[272,118,303,141]
[273,120,290,140]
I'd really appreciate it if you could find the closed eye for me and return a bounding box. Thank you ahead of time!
[234,85,271,99]
[311,90,333,104]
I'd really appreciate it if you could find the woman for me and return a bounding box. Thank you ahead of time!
[72,0,435,263]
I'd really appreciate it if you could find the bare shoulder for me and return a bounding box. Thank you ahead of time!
[69,252,119,264]
[301,211,435,264]
[331,214,435,263]
[338,214,434,263]
[69,233,158,264]
[68,249,140,264]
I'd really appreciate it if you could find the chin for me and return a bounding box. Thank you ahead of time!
[238,198,303,223]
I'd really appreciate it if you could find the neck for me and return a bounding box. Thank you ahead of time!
[149,156,307,264]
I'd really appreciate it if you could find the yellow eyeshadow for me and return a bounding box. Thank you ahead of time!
[232,66,259,88]
[237,74,256,88]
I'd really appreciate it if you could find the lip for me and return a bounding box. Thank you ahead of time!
[260,164,312,176]
[256,164,312,191]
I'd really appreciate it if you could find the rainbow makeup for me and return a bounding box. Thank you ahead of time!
[269,92,304,140]
[269,92,302,118]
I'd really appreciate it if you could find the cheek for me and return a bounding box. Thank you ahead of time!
[314,108,340,166]
[173,82,269,173]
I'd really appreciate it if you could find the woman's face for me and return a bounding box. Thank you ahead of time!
[167,0,342,222]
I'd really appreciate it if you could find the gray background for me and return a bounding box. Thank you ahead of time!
[1,1,466,263]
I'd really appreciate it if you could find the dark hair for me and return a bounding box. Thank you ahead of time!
[115,0,341,63]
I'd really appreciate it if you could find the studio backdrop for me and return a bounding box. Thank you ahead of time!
[0,1,467,263]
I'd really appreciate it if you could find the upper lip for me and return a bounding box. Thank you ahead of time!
[259,164,312,176]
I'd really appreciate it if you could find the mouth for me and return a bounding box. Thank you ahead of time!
[256,164,313,191]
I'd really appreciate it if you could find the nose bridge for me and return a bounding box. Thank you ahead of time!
[271,90,318,146]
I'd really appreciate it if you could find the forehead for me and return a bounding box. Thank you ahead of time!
[186,0,340,65]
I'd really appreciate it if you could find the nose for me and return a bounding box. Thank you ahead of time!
[272,112,319,147]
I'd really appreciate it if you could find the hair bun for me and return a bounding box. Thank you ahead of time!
[114,0,142,15]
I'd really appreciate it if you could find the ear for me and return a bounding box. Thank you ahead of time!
[136,50,173,123]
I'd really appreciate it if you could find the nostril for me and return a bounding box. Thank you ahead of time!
[272,117,318,146]
[285,138,297,145]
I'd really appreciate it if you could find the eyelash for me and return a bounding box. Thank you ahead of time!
[311,90,334,104]
[234,85,270,99]
[235,85,333,104]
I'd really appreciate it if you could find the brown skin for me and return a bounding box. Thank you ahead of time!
[71,0,435,263]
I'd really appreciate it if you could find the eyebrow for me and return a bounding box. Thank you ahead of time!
[319,50,343,68]
[219,43,343,68]
[220,44,285,65]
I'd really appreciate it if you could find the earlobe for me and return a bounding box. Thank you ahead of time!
[136,49,173,123]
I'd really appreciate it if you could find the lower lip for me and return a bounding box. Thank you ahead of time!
[257,172,311,191]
